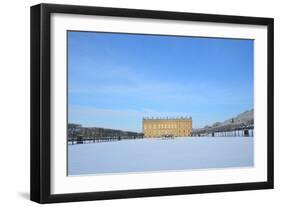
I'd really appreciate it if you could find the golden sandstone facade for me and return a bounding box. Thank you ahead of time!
[142,117,192,138]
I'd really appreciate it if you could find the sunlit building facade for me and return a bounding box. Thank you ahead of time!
[142,117,192,138]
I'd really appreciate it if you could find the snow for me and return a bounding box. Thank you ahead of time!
[68,137,253,175]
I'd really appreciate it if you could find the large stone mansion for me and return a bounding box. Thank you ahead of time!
[142,117,192,138]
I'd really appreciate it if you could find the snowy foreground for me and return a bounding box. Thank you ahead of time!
[68,136,253,175]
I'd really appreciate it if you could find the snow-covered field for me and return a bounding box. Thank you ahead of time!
[68,137,253,175]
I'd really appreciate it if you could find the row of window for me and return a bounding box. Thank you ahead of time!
[145,129,191,136]
[144,123,190,130]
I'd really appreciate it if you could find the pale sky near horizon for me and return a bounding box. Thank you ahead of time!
[68,31,254,132]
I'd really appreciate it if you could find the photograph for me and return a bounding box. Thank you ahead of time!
[67,31,254,176]
[30,3,274,203]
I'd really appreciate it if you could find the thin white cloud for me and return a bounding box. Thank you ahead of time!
[69,106,194,132]
[69,106,191,118]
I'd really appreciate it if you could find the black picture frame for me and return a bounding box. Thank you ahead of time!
[30,3,274,204]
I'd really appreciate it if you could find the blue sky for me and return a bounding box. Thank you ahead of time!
[68,31,253,132]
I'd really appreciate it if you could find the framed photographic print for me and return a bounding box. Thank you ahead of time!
[30,3,274,203]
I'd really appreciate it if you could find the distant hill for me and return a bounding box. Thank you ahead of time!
[194,109,254,133]
[218,109,253,126]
